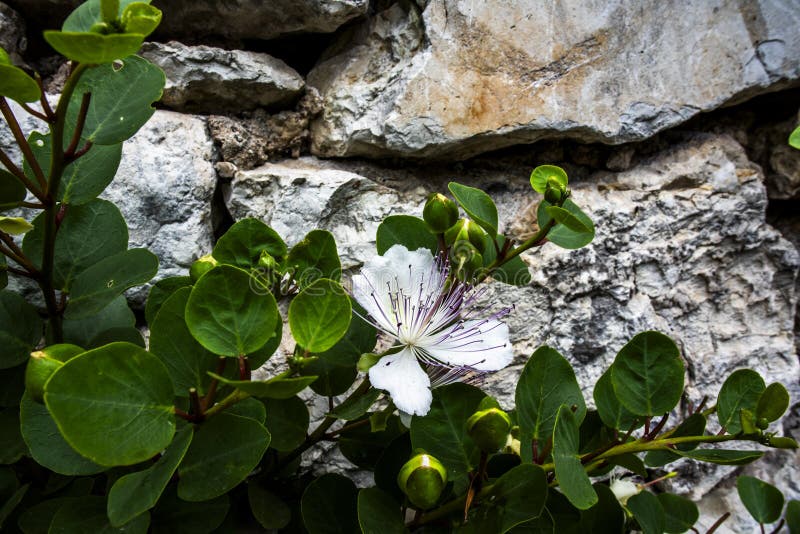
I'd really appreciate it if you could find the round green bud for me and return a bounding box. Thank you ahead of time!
[764,435,798,449]
[25,344,84,403]
[257,251,279,271]
[357,352,381,372]
[444,219,486,253]
[450,241,483,282]
[189,254,218,282]
[423,193,459,233]
[467,407,512,453]
[397,453,447,510]
[89,22,112,34]
[756,417,770,430]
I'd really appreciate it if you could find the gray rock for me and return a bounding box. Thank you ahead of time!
[0,2,26,65]
[139,41,304,113]
[309,0,800,160]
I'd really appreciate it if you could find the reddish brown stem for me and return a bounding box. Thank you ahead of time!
[0,97,47,190]
[64,92,90,157]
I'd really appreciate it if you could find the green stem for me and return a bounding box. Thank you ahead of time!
[204,389,250,418]
[476,219,556,284]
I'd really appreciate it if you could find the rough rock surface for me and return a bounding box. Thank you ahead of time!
[5,0,369,41]
[208,89,323,169]
[0,2,26,64]
[229,134,800,530]
[309,0,800,159]
[139,41,304,113]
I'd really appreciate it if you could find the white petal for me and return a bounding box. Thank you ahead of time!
[369,347,432,416]
[421,319,514,371]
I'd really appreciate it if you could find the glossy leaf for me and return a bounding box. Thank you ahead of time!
[58,141,123,205]
[530,165,569,193]
[185,265,279,356]
[0,216,32,234]
[410,383,485,493]
[0,170,26,211]
[66,55,164,145]
[226,396,266,424]
[516,346,586,460]
[263,396,309,452]
[63,0,150,31]
[144,275,192,325]
[44,342,175,466]
[178,413,270,501]
[331,388,382,420]
[717,369,765,434]
[658,493,699,533]
[24,198,128,290]
[248,484,291,530]
[674,448,763,465]
[545,206,592,233]
[756,382,790,423]
[44,31,144,64]
[376,215,438,255]
[208,372,317,399]
[107,425,193,526]
[289,278,351,353]
[553,405,597,510]
[593,369,641,431]
[448,182,498,237]
[737,476,784,524]
[19,393,104,476]
[0,290,42,369]
[62,295,134,348]
[627,492,665,534]
[610,331,684,416]
[49,496,149,533]
[212,218,287,269]
[287,229,341,287]
[358,487,407,534]
[65,248,158,318]
[121,2,161,36]
[0,63,39,103]
[301,474,359,534]
[537,199,594,249]
[644,413,706,467]
[786,500,800,534]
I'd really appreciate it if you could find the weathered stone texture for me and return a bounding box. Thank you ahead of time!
[0,2,26,64]
[309,0,800,159]
[139,42,304,113]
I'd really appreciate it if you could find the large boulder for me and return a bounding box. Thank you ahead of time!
[139,41,304,113]
[309,0,800,160]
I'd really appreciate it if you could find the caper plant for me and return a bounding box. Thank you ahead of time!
[0,1,798,533]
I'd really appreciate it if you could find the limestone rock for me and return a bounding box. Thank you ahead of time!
[309,0,800,160]
[139,41,304,113]
[0,2,26,65]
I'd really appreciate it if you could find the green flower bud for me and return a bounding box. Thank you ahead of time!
[544,177,569,205]
[25,344,84,403]
[467,407,512,452]
[89,21,113,34]
[357,352,381,372]
[423,193,459,233]
[449,241,483,282]
[257,251,280,271]
[189,254,218,282]
[756,417,770,430]
[397,453,447,509]
[764,435,798,449]
[445,219,486,253]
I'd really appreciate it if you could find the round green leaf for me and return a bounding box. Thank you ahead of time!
[530,165,568,194]
[358,487,407,534]
[24,198,128,290]
[20,393,105,475]
[177,412,270,501]
[0,170,26,212]
[658,493,699,533]
[0,216,33,235]
[0,290,42,369]
[289,278,351,353]
[63,0,150,32]
[580,483,626,533]
[0,64,40,103]
[593,369,641,431]
[66,55,164,145]
[339,415,404,470]
[59,142,123,205]
[286,229,341,287]
[212,218,287,269]
[248,484,291,531]
[185,265,279,357]
[756,382,790,423]
[627,491,665,534]
[610,331,684,417]
[65,248,158,319]
[448,182,498,237]
[121,2,161,36]
[62,295,135,348]
[786,500,800,534]
[263,396,309,452]
[545,206,591,233]
[536,199,595,250]
[737,476,784,524]
[553,405,597,510]
[717,369,765,434]
[144,275,192,326]
[44,31,145,65]
[150,486,229,534]
[44,342,176,466]
[49,496,149,534]
[376,215,438,255]
[301,474,359,534]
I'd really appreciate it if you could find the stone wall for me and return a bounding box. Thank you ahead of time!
[2,1,799,531]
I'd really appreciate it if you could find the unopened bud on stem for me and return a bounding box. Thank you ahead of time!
[397,452,448,510]
[423,193,459,233]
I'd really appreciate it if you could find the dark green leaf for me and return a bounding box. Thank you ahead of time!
[756,383,790,423]
[331,388,381,420]
[553,405,597,510]
[516,346,586,460]
[208,372,317,399]
[65,248,158,318]
[627,492,665,534]
[301,474,359,534]
[150,486,228,534]
[287,229,341,287]
[578,483,625,533]
[178,413,270,501]
[358,487,408,534]
[0,256,6,290]
[44,342,176,466]
[248,484,291,530]
[263,396,308,452]
[737,476,784,524]
[0,170,26,211]
[62,295,134,348]
[0,63,39,103]
[609,453,647,478]
[289,278,351,353]
[20,393,104,475]
[530,165,568,193]
[786,500,800,534]
[144,276,192,326]
[545,206,591,233]
[185,265,279,356]
[49,496,149,533]
[376,215,438,255]
[0,408,27,464]
[87,326,144,348]
[16,497,82,534]
[107,425,193,526]
[0,363,25,407]
[212,218,287,269]
[658,493,698,533]
[411,383,485,493]
[482,234,531,286]
[448,182,498,237]
[374,433,412,502]
[644,413,706,467]
[610,331,684,416]
[44,31,144,65]
[717,369,766,434]
[0,290,42,369]
[593,369,641,431]
[66,55,164,145]
[58,141,123,205]
[0,484,29,530]
[537,199,594,249]
[674,449,763,465]
[24,198,128,290]
[339,416,404,470]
